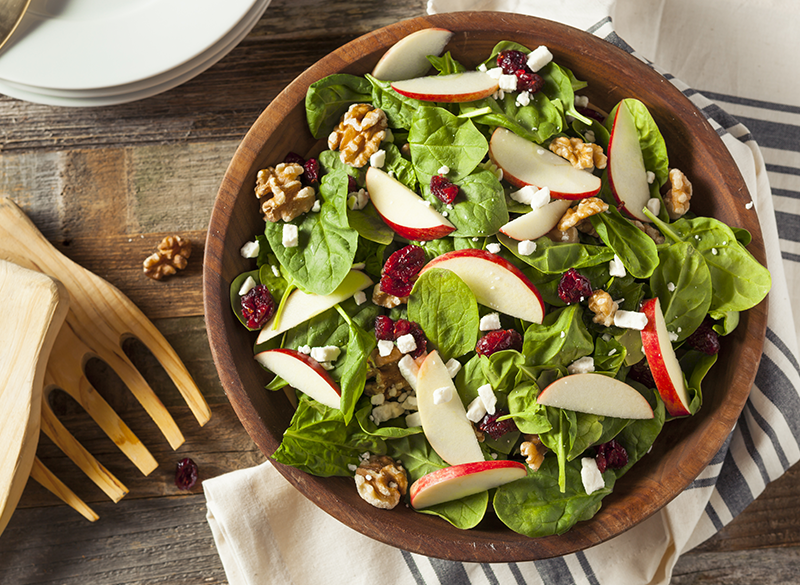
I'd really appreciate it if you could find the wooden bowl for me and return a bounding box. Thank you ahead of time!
[203,12,768,561]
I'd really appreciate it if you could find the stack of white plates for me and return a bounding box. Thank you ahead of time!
[0,0,270,107]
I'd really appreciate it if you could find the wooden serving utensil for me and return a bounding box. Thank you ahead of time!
[0,260,70,535]
[0,197,212,518]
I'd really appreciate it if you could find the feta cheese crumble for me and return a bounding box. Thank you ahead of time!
[529,186,551,210]
[613,310,648,330]
[584,129,596,143]
[310,345,341,363]
[405,412,422,428]
[581,457,605,494]
[667,282,676,292]
[240,240,260,258]
[397,355,419,390]
[372,402,405,424]
[353,290,367,305]
[271,265,281,278]
[377,339,394,357]
[609,254,626,278]
[445,358,462,378]
[348,188,369,210]
[745,201,754,210]
[567,356,595,374]
[282,223,298,247]
[479,312,501,331]
[466,396,487,423]
[518,239,537,256]
[486,242,502,254]
[370,394,385,406]
[238,275,256,296]
[437,164,450,175]
[298,345,311,355]
[432,386,453,405]
[646,197,661,216]
[526,45,553,72]
[477,384,497,415]
[311,199,321,212]
[396,333,417,354]
[498,73,518,92]
[370,149,386,168]
[486,66,503,79]
[516,91,531,107]
[574,95,589,108]
[646,171,656,185]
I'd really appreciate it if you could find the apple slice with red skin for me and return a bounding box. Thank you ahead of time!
[420,248,545,324]
[254,348,341,409]
[371,28,454,81]
[488,127,601,200]
[410,460,527,509]
[391,70,499,103]
[640,297,692,416]
[536,372,654,419]
[606,100,651,222]
[416,350,484,466]
[365,167,455,241]
[498,198,572,241]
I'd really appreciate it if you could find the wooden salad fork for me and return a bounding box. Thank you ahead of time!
[0,197,211,519]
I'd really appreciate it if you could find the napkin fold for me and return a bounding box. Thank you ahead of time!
[205,1,800,583]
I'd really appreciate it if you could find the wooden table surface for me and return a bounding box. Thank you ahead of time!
[1,1,798,583]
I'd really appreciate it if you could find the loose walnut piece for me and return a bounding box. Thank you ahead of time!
[558,197,609,232]
[354,455,408,510]
[328,104,388,168]
[549,136,607,170]
[588,289,618,327]
[372,283,406,309]
[255,162,316,223]
[632,220,666,245]
[143,236,192,280]
[520,435,548,471]
[664,168,692,219]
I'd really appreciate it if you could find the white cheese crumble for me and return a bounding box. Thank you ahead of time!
[581,457,605,494]
[668,330,679,342]
[318,361,334,370]
[311,199,321,212]
[432,386,453,405]
[396,333,417,354]
[574,95,589,108]
[466,396,487,423]
[282,223,298,247]
[516,91,531,107]
[397,354,419,390]
[609,254,626,277]
[370,149,386,168]
[370,394,385,406]
[745,201,754,210]
[646,197,661,216]
[529,186,551,210]
[405,412,422,428]
[377,339,394,357]
[646,171,656,185]
[437,164,450,175]
[509,184,537,206]
[479,312,501,331]
[401,395,418,410]
[348,188,369,210]
[271,265,281,278]
[372,402,405,424]
[567,356,595,375]
[477,384,497,415]
[526,45,553,72]
[518,239,537,256]
[353,290,367,305]
[486,66,504,79]
[667,282,676,292]
[238,275,257,296]
[240,240,260,258]
[711,248,718,256]
[584,129,596,143]
[311,345,341,363]
[486,242,502,254]
[613,310,648,330]
[498,73,518,92]
[445,358,462,378]
[298,345,311,355]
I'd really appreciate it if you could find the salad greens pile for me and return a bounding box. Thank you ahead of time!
[231,40,771,538]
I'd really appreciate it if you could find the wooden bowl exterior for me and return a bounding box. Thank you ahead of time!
[203,12,768,561]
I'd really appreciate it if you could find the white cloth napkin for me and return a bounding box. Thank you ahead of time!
[205,1,800,583]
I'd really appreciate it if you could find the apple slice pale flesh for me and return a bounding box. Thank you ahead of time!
[606,100,651,221]
[488,127,601,199]
[365,167,455,241]
[391,70,499,103]
[254,348,342,409]
[409,460,527,509]
[371,28,454,81]
[417,350,485,466]
[421,248,545,324]
[499,198,572,241]
[536,372,654,419]
[641,297,692,416]
[256,270,372,344]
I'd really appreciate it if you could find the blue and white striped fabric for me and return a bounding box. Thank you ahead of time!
[204,2,800,583]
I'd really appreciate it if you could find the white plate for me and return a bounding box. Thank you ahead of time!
[0,0,259,91]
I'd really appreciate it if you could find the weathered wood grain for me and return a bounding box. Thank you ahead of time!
[674,546,800,584]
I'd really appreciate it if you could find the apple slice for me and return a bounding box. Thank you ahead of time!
[391,70,499,103]
[254,348,341,409]
[371,28,454,81]
[606,100,650,221]
[640,297,691,416]
[365,167,456,241]
[409,460,527,509]
[499,198,572,241]
[488,128,601,200]
[417,350,484,466]
[421,249,545,324]
[536,373,654,419]
[256,270,372,345]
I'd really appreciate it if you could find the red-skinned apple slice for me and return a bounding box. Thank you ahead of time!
[371,28,454,81]
[391,71,499,103]
[536,372,654,419]
[409,460,527,509]
[488,127,601,200]
[498,198,572,241]
[417,350,484,466]
[420,249,545,324]
[365,167,455,241]
[640,297,691,416]
[257,270,372,345]
[606,100,651,221]
[254,348,341,409]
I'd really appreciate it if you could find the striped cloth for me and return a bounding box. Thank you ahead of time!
[203,1,800,583]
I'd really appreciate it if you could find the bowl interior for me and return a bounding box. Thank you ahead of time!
[203,12,768,562]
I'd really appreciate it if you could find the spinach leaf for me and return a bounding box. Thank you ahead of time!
[230,269,261,331]
[593,335,627,377]
[712,310,740,335]
[456,350,525,408]
[407,268,480,362]
[614,385,666,471]
[590,205,659,279]
[334,306,377,423]
[348,204,395,245]
[459,91,563,144]
[506,380,552,434]
[382,141,417,191]
[605,98,669,189]
[435,168,508,237]
[540,61,592,125]
[319,148,361,179]
[355,403,422,439]
[366,74,423,130]
[499,232,615,274]
[523,305,594,368]
[428,51,466,75]
[679,350,718,417]
[306,74,373,139]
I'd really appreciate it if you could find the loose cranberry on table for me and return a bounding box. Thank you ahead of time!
[240,284,276,329]
[557,268,593,305]
[476,329,523,357]
[175,457,199,490]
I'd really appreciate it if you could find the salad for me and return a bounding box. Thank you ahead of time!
[230,33,771,538]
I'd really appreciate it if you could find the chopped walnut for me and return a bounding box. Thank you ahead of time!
[632,220,666,244]
[143,235,192,280]
[354,455,408,509]
[520,434,548,471]
[664,168,692,219]
[372,283,406,309]
[255,162,316,223]
[558,197,609,232]
[545,225,580,243]
[328,104,388,168]
[588,289,618,327]
[365,347,412,399]
[549,136,607,171]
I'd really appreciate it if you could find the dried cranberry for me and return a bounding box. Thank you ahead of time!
[515,69,544,93]
[478,410,518,439]
[380,274,414,297]
[347,174,359,194]
[374,315,396,341]
[557,268,593,304]
[304,158,320,183]
[430,174,459,204]
[595,440,628,473]
[476,329,523,357]
[175,457,198,490]
[283,152,305,166]
[240,284,276,329]
[380,245,426,297]
[496,50,528,74]
[628,358,656,388]
[577,107,606,123]
[686,320,720,355]
[393,319,427,358]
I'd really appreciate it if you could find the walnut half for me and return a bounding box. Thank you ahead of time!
[255,162,316,223]
[143,235,192,280]
[354,455,408,509]
[328,104,387,168]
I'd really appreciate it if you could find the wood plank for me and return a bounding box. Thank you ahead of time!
[674,546,800,584]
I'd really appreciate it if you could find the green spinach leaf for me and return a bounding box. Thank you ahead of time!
[306,74,373,139]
